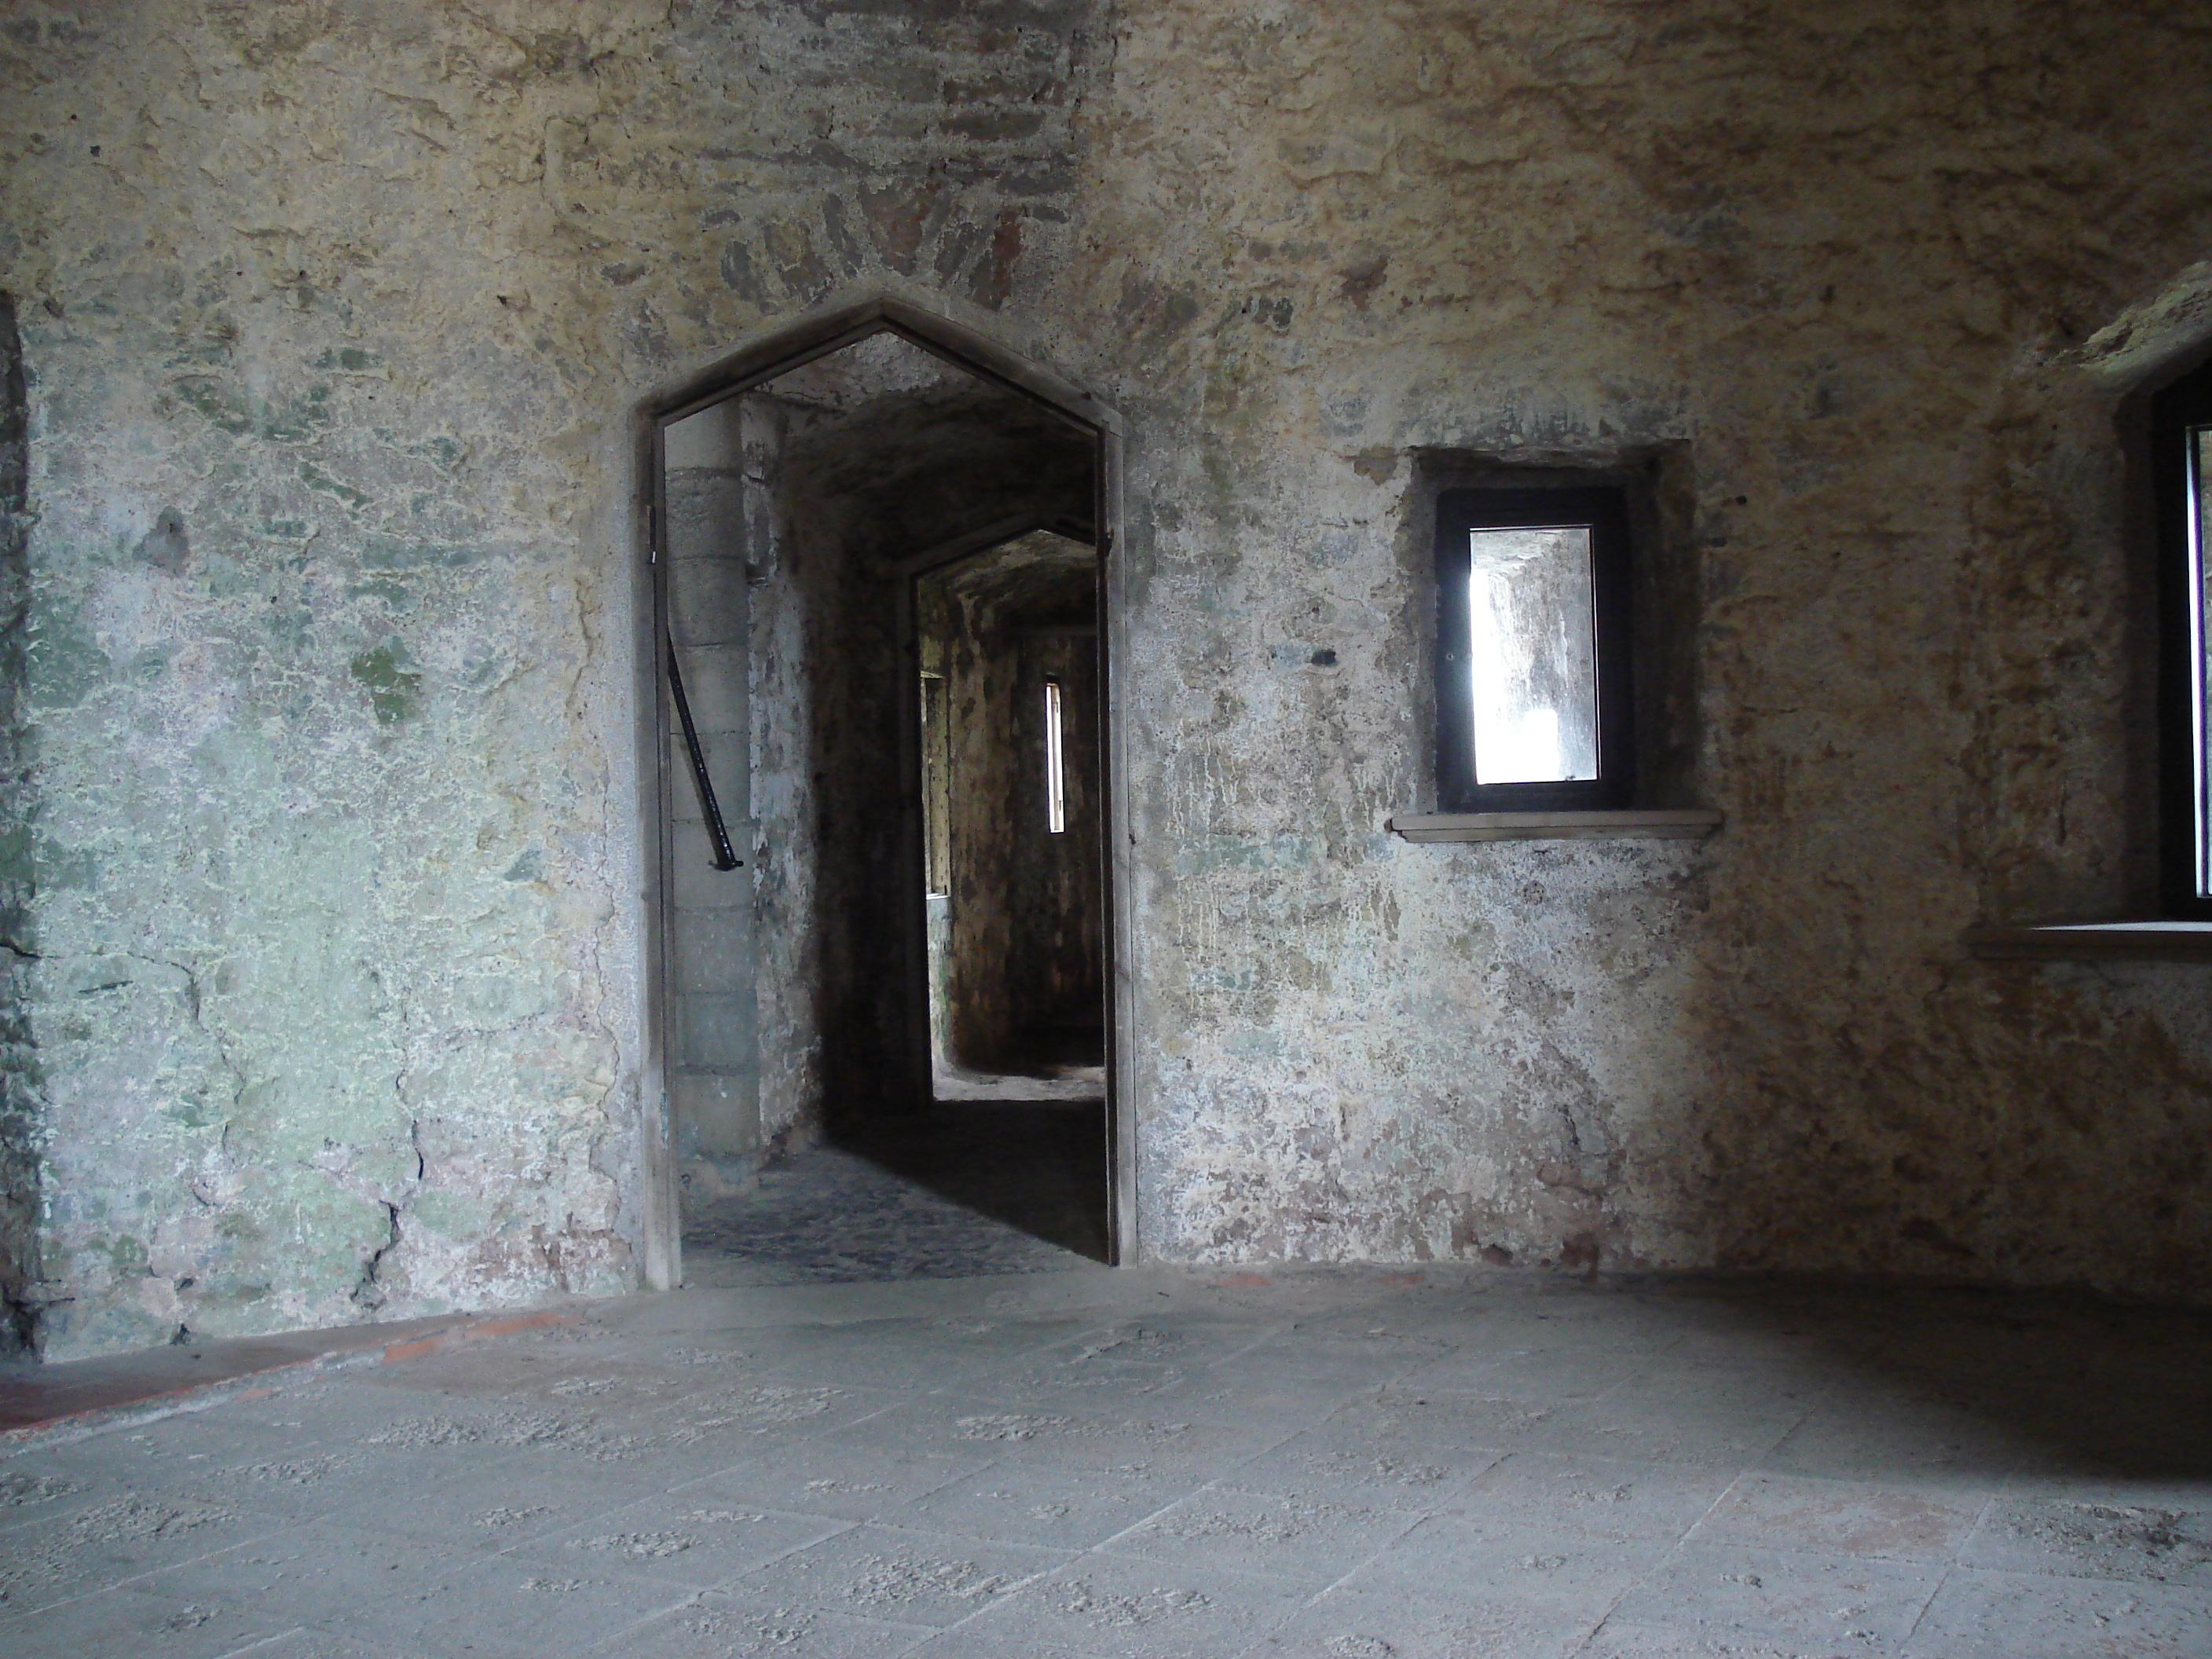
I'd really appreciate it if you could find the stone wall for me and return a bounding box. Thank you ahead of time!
[3,0,2210,1353]
[0,292,35,1353]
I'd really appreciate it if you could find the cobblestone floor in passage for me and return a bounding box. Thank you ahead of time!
[681,1102,1111,1287]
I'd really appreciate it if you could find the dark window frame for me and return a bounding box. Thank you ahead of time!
[2153,357,2212,918]
[1435,485,1636,813]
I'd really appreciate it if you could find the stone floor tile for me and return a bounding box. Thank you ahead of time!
[1624,1358,1846,1419]
[680,1140,1104,1287]
[917,1552,1314,1658]
[337,1451,678,1547]
[148,1440,502,1522]
[1032,1315,1283,1374]
[1903,1566,2212,1657]
[1322,1385,1558,1455]
[892,1453,1196,1548]
[597,1589,936,1657]
[1525,1392,1808,1468]
[1957,1492,2212,1584]
[1162,1359,1395,1428]
[1396,1343,1643,1402]
[30,1410,329,1489]
[0,1585,287,1659]
[1610,1541,1945,1647]
[132,1518,494,1643]
[1690,1473,1988,1563]
[1214,1422,1506,1509]
[0,1487,287,1616]
[1342,1513,1671,1621]
[1576,1616,1903,1657]
[456,1383,906,1494]
[605,1332,793,1379]
[1451,1299,1687,1357]
[1236,1583,1602,1659]
[826,1391,1263,1473]
[1757,1393,2053,1489]
[507,1500,851,1590]
[348,1350,720,1416]
[1994,1467,2212,1522]
[0,1457,123,1532]
[643,1377,907,1441]
[675,1439,991,1522]
[720,1520,1072,1626]
[1100,1483,1424,1584]
[1251,1315,1462,1370]
[225,1381,520,1446]
[395,1554,695,1653]
[1450,1451,1736,1541]
[957,1356,1195,1415]
[745,1315,1105,1390]
[222,1631,463,1659]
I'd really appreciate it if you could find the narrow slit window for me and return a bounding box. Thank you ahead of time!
[1044,678,1068,834]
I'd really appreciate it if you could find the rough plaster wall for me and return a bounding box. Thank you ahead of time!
[1067,1,2212,1290]
[760,477,905,1126]
[921,569,1021,1067]
[742,398,827,1156]
[2,0,2210,1353]
[0,0,1110,1356]
[0,293,34,1352]
[663,445,760,1174]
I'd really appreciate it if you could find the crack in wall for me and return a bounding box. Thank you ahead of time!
[351,1200,403,1312]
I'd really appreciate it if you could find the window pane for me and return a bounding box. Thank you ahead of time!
[1467,526,1601,785]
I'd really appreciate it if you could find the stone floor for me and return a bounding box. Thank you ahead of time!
[3,1264,2209,1658]
[682,1104,1111,1287]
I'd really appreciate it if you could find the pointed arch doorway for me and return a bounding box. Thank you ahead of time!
[637,299,1130,1287]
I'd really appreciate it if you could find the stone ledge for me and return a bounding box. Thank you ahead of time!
[1389,809,1724,843]
[1964,921,2212,963]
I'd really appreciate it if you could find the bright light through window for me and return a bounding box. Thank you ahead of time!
[1044,679,1067,834]
[1467,526,1601,785]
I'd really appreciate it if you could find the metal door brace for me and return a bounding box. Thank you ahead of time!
[668,638,742,870]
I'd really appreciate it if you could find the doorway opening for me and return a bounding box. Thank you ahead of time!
[646,305,1122,1287]
[915,529,1106,1105]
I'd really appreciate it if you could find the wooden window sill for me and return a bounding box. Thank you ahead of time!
[1964,922,2212,962]
[1389,809,1724,843]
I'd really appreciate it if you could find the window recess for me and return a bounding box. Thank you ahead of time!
[1959,353,2212,961]
[2157,356,2212,919]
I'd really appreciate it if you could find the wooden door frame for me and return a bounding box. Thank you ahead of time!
[636,298,1133,1280]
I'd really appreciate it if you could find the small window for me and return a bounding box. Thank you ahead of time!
[2154,357,2212,917]
[1043,677,1068,833]
[1435,486,1635,812]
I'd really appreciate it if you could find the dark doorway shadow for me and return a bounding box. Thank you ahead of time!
[833,1098,1110,1265]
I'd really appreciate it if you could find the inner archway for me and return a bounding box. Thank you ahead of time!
[644,304,1126,1285]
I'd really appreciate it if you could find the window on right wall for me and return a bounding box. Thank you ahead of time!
[2153,357,2212,918]
[1435,485,1635,812]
